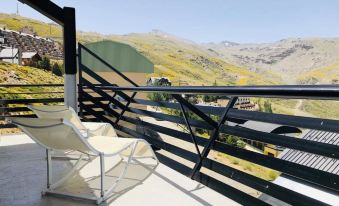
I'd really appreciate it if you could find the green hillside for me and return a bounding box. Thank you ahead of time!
[102,33,282,86]
[0,13,62,39]
[0,61,63,99]
[0,13,280,86]
[1,13,339,120]
[297,61,339,84]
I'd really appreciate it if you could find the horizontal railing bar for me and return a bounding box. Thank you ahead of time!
[228,109,339,133]
[132,98,226,116]
[121,115,208,145]
[202,158,330,206]
[88,95,339,134]
[131,114,333,205]
[212,141,339,191]
[81,92,120,118]
[220,125,339,159]
[0,92,63,94]
[0,98,64,104]
[155,152,269,206]
[123,114,339,160]
[0,107,31,112]
[80,65,132,101]
[120,114,338,191]
[0,84,63,87]
[95,85,339,99]
[81,100,339,159]
[126,107,214,130]
[0,114,36,120]
[81,78,127,109]
[79,43,138,87]
[117,125,269,206]
[80,102,116,119]
[0,123,16,128]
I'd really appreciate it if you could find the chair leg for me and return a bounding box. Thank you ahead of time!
[50,154,85,190]
[100,142,138,203]
[99,153,105,198]
[46,149,52,189]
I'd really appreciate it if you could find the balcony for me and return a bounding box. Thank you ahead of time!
[0,133,238,206]
[1,50,339,205]
[0,1,338,205]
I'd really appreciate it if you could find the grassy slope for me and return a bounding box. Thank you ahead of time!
[0,61,63,99]
[0,13,280,86]
[1,13,338,119]
[297,61,339,84]
[0,13,62,39]
[101,33,281,86]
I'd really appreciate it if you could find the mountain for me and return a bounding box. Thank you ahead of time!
[0,13,280,86]
[1,13,339,86]
[2,13,339,119]
[99,32,282,86]
[204,38,339,83]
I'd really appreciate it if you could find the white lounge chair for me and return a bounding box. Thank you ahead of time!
[28,105,116,137]
[7,117,158,204]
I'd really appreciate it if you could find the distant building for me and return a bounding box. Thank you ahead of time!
[202,97,258,110]
[0,28,63,59]
[234,97,257,111]
[260,129,339,205]
[147,77,171,86]
[21,52,41,66]
[20,26,37,36]
[0,30,4,45]
[237,120,301,157]
[0,48,19,64]
[82,40,154,87]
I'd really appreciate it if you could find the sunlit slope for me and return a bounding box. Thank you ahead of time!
[297,61,339,84]
[0,62,63,99]
[0,13,281,86]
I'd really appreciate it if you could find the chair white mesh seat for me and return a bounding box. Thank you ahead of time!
[6,117,158,204]
[28,105,117,137]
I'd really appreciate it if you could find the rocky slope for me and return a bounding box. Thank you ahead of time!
[204,38,339,83]
[1,13,339,86]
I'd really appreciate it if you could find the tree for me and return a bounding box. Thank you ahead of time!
[52,63,62,76]
[38,56,51,71]
[263,100,273,113]
[258,100,273,113]
[219,134,246,149]
[147,79,172,102]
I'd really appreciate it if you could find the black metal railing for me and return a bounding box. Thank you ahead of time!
[78,43,338,206]
[0,84,64,128]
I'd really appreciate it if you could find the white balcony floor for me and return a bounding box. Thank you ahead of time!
[0,133,241,206]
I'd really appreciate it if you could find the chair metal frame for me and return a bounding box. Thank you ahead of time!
[7,117,159,205]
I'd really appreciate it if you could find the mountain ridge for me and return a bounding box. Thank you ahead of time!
[1,13,338,85]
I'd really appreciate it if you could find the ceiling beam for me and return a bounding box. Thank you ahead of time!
[18,0,64,25]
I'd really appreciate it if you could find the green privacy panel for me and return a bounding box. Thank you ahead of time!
[81,40,154,73]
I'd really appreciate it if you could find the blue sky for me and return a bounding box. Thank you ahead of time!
[1,0,339,43]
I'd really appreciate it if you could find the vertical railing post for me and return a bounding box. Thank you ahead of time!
[178,102,202,159]
[63,7,77,111]
[78,44,83,118]
[190,97,238,178]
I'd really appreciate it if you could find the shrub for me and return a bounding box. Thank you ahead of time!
[244,164,253,171]
[231,159,239,165]
[37,56,51,71]
[268,170,279,180]
[52,63,63,76]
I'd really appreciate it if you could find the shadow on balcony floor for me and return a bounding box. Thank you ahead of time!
[0,134,240,206]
